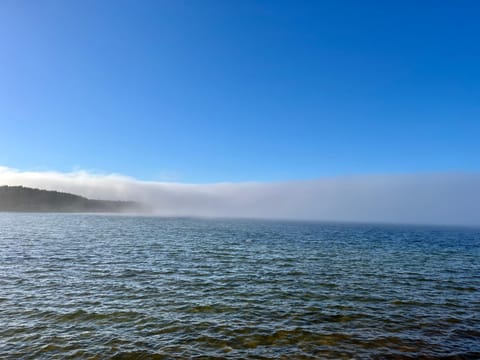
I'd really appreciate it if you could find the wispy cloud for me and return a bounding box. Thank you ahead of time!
[0,166,479,226]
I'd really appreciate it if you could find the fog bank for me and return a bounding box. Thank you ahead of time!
[1,166,479,226]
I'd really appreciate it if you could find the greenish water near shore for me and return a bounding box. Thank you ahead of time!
[1,214,479,359]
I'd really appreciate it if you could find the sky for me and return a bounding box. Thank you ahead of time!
[0,1,479,224]
[1,0,479,183]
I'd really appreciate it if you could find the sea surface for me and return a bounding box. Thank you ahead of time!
[0,214,479,359]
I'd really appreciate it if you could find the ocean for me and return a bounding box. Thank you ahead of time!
[0,214,479,359]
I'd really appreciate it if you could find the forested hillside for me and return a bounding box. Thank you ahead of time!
[0,186,139,212]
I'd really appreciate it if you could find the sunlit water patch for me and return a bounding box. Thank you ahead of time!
[0,214,479,359]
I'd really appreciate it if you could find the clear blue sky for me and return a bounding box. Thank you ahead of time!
[1,0,479,182]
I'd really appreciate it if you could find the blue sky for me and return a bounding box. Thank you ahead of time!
[1,0,479,183]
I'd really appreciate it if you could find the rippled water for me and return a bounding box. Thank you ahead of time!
[0,214,479,359]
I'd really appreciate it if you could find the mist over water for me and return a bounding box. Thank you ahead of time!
[1,167,480,226]
[1,214,479,359]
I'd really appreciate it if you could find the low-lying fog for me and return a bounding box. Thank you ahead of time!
[1,166,479,226]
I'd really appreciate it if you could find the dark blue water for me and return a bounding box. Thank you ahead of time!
[0,214,479,359]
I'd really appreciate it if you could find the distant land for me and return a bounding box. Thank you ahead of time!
[0,186,142,213]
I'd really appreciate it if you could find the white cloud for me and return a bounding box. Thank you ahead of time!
[0,166,479,226]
